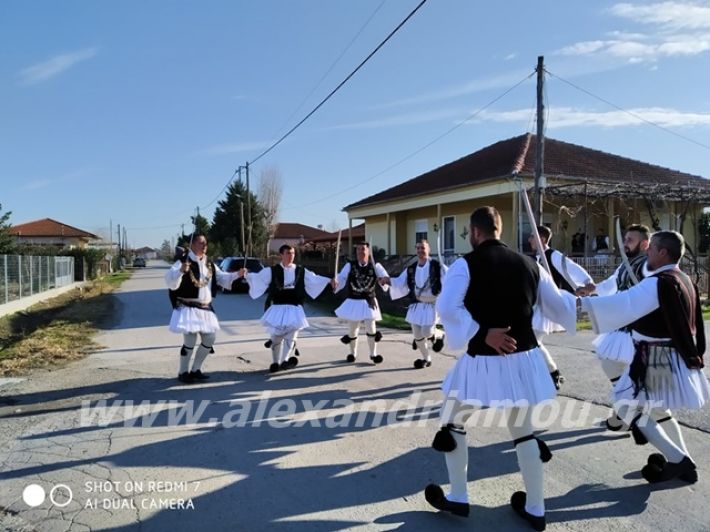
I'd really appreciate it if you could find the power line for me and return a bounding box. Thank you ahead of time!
[267,0,387,142]
[545,69,710,152]
[200,169,239,211]
[248,0,429,166]
[297,69,536,208]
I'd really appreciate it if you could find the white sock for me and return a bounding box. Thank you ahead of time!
[271,337,284,364]
[367,335,377,357]
[191,343,211,371]
[415,338,431,361]
[508,408,545,517]
[538,342,557,372]
[444,429,468,503]
[179,334,196,374]
[638,415,686,463]
[649,409,690,460]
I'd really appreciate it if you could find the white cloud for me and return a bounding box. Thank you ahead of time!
[610,1,710,30]
[18,48,98,86]
[473,106,710,128]
[22,179,53,191]
[504,53,517,61]
[557,3,710,63]
[198,140,272,155]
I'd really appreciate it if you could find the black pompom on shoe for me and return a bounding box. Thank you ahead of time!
[432,336,445,352]
[424,484,469,517]
[264,339,273,348]
[642,456,697,484]
[413,359,431,369]
[370,354,383,364]
[177,372,195,384]
[549,370,564,390]
[189,370,209,380]
[287,356,299,367]
[604,414,625,431]
[510,491,546,531]
[269,363,280,373]
[346,354,356,363]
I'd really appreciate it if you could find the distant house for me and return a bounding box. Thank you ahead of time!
[135,246,158,260]
[268,222,331,253]
[310,223,367,254]
[10,218,99,249]
[344,134,710,257]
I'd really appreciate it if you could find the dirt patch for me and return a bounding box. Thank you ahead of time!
[0,272,130,376]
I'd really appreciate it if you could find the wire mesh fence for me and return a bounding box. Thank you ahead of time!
[0,255,75,305]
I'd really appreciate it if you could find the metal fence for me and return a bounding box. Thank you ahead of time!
[0,255,75,305]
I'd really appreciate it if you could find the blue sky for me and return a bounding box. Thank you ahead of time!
[2,1,710,248]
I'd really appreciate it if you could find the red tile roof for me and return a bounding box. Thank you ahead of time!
[311,223,366,243]
[345,133,710,210]
[10,218,98,239]
[272,222,331,240]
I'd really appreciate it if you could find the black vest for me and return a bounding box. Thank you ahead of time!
[406,259,443,302]
[265,265,306,309]
[168,257,218,309]
[464,240,539,355]
[346,261,377,300]
[544,248,575,293]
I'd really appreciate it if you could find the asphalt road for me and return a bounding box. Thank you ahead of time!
[0,261,709,531]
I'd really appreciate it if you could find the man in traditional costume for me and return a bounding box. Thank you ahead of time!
[578,224,649,430]
[383,240,447,368]
[424,207,577,531]
[528,225,593,389]
[579,230,710,483]
[240,244,330,373]
[165,233,241,384]
[331,242,389,364]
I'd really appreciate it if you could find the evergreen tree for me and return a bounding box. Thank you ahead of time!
[0,204,15,254]
[210,180,267,257]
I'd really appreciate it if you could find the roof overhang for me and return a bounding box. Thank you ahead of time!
[345,176,524,219]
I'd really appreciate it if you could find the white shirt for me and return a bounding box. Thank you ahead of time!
[164,251,237,304]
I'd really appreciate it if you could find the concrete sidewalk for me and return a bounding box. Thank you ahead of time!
[0,264,709,531]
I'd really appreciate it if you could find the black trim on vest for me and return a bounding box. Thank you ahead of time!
[544,248,575,293]
[265,265,306,310]
[346,261,378,308]
[406,259,443,302]
[464,240,539,355]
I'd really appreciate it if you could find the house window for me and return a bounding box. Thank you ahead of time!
[443,216,455,254]
[414,219,428,245]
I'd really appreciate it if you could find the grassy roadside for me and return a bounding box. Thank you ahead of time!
[0,271,131,377]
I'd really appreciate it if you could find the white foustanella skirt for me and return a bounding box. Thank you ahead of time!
[593,330,635,363]
[442,347,556,408]
[613,347,710,410]
[169,307,220,334]
[335,298,382,321]
[405,301,437,327]
[261,304,309,336]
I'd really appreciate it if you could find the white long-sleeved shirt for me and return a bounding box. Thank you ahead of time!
[245,263,331,301]
[389,258,448,302]
[437,257,577,351]
[165,251,238,305]
[580,263,678,341]
[539,247,593,288]
[333,261,389,295]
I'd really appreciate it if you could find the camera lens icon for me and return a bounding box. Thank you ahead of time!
[22,484,73,508]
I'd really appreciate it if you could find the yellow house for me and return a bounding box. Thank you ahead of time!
[343,134,710,258]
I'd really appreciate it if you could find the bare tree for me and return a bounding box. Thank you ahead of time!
[258,166,283,255]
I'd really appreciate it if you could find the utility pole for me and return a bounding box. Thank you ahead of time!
[117,224,121,255]
[534,55,546,225]
[246,161,252,257]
